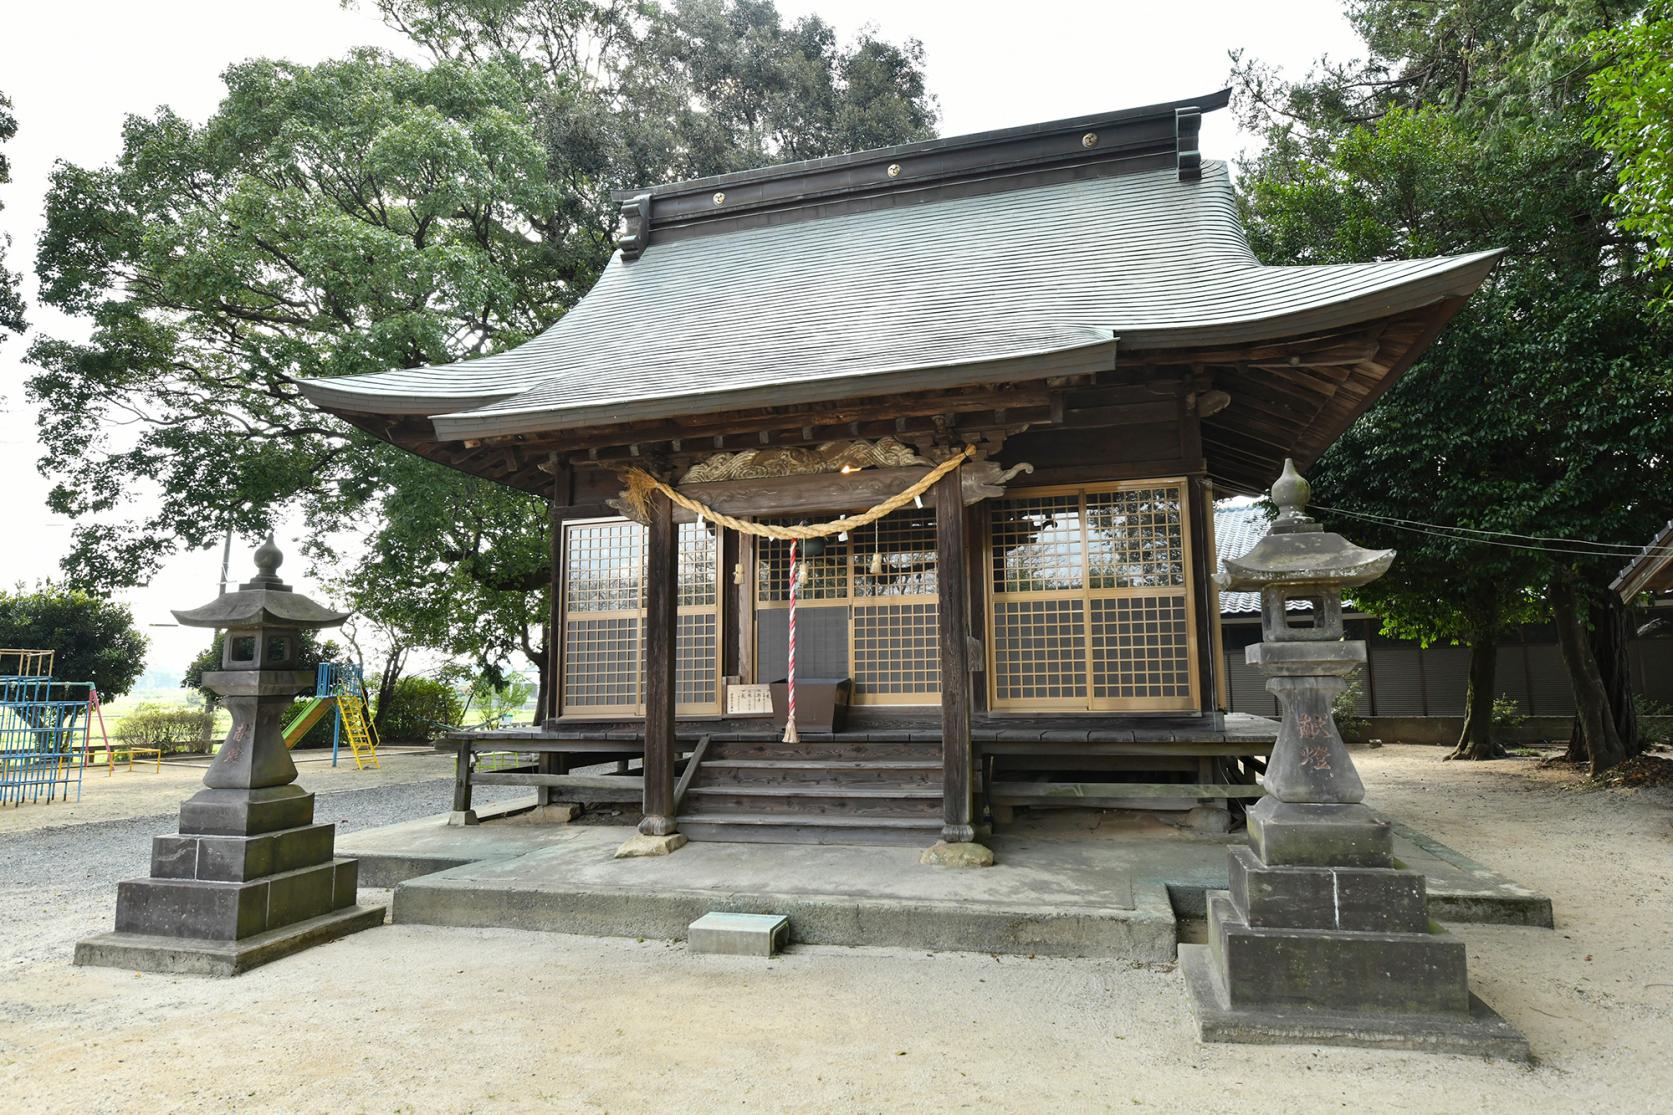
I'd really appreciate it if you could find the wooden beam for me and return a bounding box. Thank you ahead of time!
[989,781,1266,804]
[673,734,712,812]
[640,487,679,837]
[934,467,976,845]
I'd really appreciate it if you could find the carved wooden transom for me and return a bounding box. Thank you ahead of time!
[679,437,933,484]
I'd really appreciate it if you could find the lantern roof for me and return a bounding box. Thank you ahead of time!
[171,538,350,630]
[1216,460,1394,591]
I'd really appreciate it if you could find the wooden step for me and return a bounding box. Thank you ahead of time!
[703,759,941,771]
[676,813,940,847]
[697,758,941,786]
[705,739,942,762]
[685,784,940,799]
[681,787,941,820]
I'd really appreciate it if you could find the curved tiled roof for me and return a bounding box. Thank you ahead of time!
[298,158,1500,441]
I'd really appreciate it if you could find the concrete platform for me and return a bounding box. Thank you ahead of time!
[336,812,1552,962]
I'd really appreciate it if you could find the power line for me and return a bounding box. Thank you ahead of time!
[1310,503,1668,558]
[1210,477,1671,561]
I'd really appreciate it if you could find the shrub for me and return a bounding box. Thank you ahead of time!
[1332,669,1369,739]
[1490,695,1527,736]
[1636,696,1673,750]
[112,702,214,754]
[376,677,464,742]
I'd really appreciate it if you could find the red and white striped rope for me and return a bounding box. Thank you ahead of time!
[784,540,799,743]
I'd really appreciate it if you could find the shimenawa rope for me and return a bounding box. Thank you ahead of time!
[623,445,976,538]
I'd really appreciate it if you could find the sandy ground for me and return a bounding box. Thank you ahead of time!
[1,745,1669,1114]
[0,746,453,835]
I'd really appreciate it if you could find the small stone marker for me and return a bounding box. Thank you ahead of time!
[688,912,790,957]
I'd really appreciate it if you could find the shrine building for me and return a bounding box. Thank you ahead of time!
[298,90,1498,850]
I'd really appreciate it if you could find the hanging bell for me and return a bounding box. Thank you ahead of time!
[868,550,884,577]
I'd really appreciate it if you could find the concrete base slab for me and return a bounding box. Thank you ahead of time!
[920,840,994,868]
[74,903,386,977]
[391,826,1177,961]
[615,832,688,858]
[338,808,577,887]
[688,911,790,956]
[1180,944,1530,1060]
[337,811,1551,959]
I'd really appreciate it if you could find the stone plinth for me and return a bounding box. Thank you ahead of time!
[76,785,384,976]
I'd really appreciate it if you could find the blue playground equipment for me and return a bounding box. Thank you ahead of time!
[281,662,381,769]
[0,650,90,807]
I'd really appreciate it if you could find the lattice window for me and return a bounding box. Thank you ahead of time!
[560,518,721,716]
[990,599,1086,704]
[1090,596,1191,700]
[990,494,1083,593]
[988,481,1197,712]
[757,528,850,602]
[754,506,938,705]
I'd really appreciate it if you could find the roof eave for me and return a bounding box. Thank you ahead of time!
[429,335,1121,442]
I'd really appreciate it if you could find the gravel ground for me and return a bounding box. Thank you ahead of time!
[0,776,525,971]
[0,747,1669,1113]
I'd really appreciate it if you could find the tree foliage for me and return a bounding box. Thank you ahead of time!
[1588,1,1673,303]
[26,4,936,689]
[0,585,148,697]
[1234,1,1673,767]
[28,2,936,691]
[0,90,25,352]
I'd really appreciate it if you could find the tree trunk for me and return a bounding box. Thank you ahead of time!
[1590,593,1641,758]
[371,644,408,736]
[1551,576,1628,774]
[1448,633,1503,760]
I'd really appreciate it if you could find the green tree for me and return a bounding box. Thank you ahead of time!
[0,90,26,353]
[1234,1,1673,770]
[1588,1,1673,305]
[0,585,148,697]
[28,4,936,694]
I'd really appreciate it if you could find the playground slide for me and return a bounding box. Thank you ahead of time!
[282,696,330,749]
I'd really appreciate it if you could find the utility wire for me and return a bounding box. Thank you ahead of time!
[1209,477,1671,561]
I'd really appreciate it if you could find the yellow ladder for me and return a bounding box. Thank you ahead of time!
[336,691,381,770]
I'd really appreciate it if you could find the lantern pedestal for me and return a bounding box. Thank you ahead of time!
[75,538,384,976]
[1180,793,1528,1058]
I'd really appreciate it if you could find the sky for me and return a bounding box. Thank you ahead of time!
[0,0,1364,681]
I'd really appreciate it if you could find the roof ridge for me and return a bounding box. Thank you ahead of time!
[613,90,1231,254]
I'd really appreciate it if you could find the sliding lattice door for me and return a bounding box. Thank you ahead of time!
[987,481,1198,712]
[560,518,721,717]
[754,507,940,705]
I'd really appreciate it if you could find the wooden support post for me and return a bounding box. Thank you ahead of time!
[640,486,679,837]
[450,744,474,822]
[546,456,570,725]
[934,467,976,844]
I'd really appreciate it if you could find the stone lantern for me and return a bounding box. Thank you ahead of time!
[76,539,384,976]
[1180,461,1526,1058]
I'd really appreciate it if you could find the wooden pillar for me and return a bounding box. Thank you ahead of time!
[546,456,570,726]
[1188,477,1221,722]
[935,468,976,844]
[640,487,679,837]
